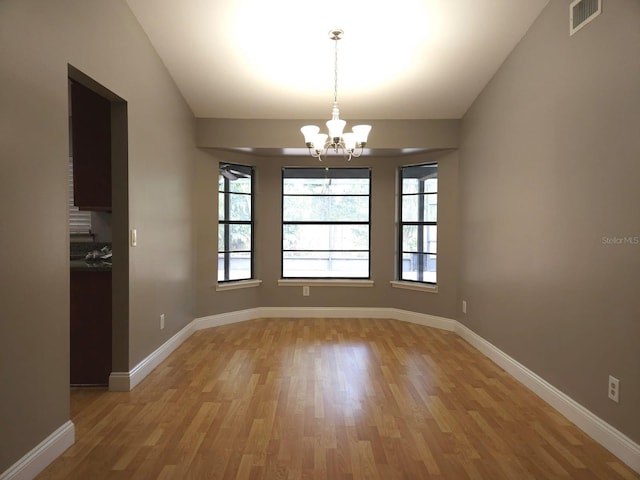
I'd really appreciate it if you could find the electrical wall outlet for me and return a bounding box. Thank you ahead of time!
[303,286,310,297]
[160,313,165,330]
[608,375,619,403]
[462,300,467,314]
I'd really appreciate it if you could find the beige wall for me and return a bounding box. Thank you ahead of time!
[459,0,640,442]
[194,147,459,320]
[3,0,637,474]
[196,119,460,150]
[0,0,195,471]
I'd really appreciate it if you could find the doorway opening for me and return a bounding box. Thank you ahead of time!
[67,65,129,390]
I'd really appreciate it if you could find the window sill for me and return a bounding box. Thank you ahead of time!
[216,279,262,291]
[390,280,438,294]
[278,279,374,288]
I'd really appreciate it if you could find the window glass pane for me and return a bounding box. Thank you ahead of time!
[424,225,437,251]
[283,195,369,222]
[402,224,437,253]
[218,252,252,281]
[402,225,416,251]
[283,224,369,251]
[427,196,438,222]
[229,177,251,194]
[401,193,437,222]
[423,178,437,193]
[283,251,369,278]
[401,178,419,195]
[401,164,438,193]
[219,223,252,251]
[218,192,225,220]
[400,253,437,283]
[220,192,251,221]
[283,177,369,195]
[227,193,251,221]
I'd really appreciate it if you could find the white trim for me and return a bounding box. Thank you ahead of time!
[0,421,74,480]
[277,279,374,288]
[255,307,453,331]
[389,308,456,331]
[102,307,639,474]
[258,306,390,319]
[108,320,197,391]
[107,372,131,392]
[455,322,640,474]
[194,308,259,330]
[390,280,438,293]
[215,279,262,291]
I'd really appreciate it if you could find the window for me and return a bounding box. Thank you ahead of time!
[69,156,92,235]
[399,163,437,284]
[218,163,254,282]
[282,167,371,279]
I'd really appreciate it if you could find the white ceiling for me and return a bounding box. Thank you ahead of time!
[126,0,549,120]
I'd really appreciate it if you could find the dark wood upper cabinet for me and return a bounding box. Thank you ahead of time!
[70,80,111,210]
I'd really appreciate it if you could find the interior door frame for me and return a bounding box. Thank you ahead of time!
[68,65,129,385]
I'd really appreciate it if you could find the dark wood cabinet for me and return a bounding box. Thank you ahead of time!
[70,270,112,385]
[70,80,112,210]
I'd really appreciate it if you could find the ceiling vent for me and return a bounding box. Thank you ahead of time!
[570,0,602,36]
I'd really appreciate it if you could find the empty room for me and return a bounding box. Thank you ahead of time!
[1,0,638,479]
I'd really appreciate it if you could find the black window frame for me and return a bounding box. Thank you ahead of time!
[398,163,438,284]
[218,163,255,283]
[281,167,372,280]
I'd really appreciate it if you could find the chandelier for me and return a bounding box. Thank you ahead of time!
[300,29,371,161]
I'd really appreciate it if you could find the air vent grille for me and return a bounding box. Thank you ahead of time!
[570,0,602,36]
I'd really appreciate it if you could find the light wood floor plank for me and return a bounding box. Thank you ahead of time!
[36,318,638,479]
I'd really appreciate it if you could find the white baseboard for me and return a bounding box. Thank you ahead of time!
[109,320,197,392]
[455,322,640,473]
[193,308,260,330]
[388,308,457,331]
[0,421,74,480]
[194,306,456,331]
[104,307,639,474]
[257,306,393,319]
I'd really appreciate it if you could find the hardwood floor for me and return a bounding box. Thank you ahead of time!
[37,318,638,479]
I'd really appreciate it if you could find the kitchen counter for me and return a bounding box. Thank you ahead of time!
[70,242,112,271]
[70,259,112,271]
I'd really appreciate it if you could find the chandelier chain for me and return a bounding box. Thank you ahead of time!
[333,34,339,105]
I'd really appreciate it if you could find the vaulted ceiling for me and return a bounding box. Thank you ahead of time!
[126,0,550,120]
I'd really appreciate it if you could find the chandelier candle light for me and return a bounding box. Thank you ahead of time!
[301,29,372,161]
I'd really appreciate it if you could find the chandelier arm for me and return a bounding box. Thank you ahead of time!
[344,146,353,161]
[308,147,321,159]
[350,145,365,158]
[319,143,331,162]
